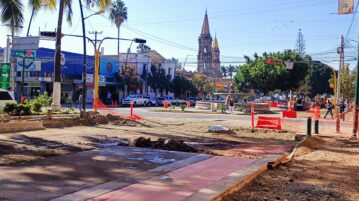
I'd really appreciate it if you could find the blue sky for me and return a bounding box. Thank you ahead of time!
[0,0,358,70]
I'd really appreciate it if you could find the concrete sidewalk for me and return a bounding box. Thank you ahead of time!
[0,146,281,201]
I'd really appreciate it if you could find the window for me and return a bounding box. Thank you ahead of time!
[168,68,172,75]
[0,92,13,100]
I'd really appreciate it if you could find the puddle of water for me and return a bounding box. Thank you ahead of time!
[159,175,172,180]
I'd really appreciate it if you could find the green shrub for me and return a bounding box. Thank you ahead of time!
[3,102,17,115]
[35,92,52,107]
[30,101,42,113]
[15,104,31,116]
[179,104,187,112]
[68,98,74,111]
[169,105,176,110]
[218,105,226,113]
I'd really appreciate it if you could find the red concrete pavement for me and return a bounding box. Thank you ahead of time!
[88,156,255,201]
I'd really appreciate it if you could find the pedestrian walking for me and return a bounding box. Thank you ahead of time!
[78,93,83,111]
[338,100,346,120]
[225,95,231,113]
[20,94,26,104]
[229,97,234,114]
[324,99,334,120]
[107,91,112,105]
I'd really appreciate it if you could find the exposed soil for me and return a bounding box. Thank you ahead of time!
[0,116,296,165]
[223,136,359,201]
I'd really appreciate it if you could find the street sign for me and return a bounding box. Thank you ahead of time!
[0,63,11,90]
[11,50,36,60]
[285,62,294,70]
[338,0,354,14]
[12,36,39,51]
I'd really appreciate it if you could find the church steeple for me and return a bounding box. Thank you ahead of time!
[201,10,210,35]
[212,34,219,49]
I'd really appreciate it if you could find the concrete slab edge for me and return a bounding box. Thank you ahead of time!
[50,153,212,201]
[184,154,283,201]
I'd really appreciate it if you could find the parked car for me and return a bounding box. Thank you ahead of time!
[162,96,174,105]
[143,96,157,106]
[156,97,165,106]
[121,94,147,106]
[0,89,16,111]
[189,97,199,106]
[172,97,186,106]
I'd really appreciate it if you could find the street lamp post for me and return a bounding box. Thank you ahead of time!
[79,4,105,116]
[182,55,193,76]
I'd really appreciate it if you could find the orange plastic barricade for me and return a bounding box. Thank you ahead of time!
[256,116,282,130]
[313,106,321,120]
[282,110,297,118]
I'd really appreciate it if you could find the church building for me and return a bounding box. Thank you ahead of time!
[197,11,222,78]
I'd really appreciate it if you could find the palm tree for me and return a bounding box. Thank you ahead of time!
[221,66,227,77]
[109,0,128,55]
[52,0,111,110]
[0,0,24,37]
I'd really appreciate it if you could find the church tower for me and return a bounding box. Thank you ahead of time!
[212,34,221,77]
[197,11,213,74]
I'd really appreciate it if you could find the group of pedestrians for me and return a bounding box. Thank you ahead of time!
[225,95,234,114]
[323,99,347,120]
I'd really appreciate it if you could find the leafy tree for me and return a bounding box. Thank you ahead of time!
[109,0,127,55]
[227,65,237,80]
[340,65,355,101]
[233,50,309,94]
[192,73,213,98]
[137,43,151,53]
[306,60,333,96]
[172,76,198,98]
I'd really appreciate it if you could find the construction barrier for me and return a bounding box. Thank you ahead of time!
[97,98,143,120]
[282,110,297,118]
[256,116,282,130]
[313,106,321,120]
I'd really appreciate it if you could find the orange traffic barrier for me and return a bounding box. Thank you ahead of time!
[282,110,297,118]
[256,116,282,130]
[313,106,321,120]
[164,101,168,109]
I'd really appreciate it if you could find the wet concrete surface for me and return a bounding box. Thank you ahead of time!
[0,146,196,201]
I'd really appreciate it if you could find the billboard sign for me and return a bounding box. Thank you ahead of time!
[100,57,119,78]
[12,36,39,50]
[338,0,354,14]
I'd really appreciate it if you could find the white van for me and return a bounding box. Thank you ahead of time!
[0,89,16,111]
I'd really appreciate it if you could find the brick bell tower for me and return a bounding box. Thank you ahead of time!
[197,10,213,74]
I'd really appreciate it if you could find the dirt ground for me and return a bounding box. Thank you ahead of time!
[224,136,359,201]
[0,116,296,165]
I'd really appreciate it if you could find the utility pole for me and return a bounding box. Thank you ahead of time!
[354,34,359,137]
[88,31,103,112]
[336,35,344,133]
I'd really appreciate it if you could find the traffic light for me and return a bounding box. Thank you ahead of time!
[134,38,146,44]
[40,31,56,38]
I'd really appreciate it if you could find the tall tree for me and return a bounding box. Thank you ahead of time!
[221,66,227,77]
[340,65,355,101]
[233,50,309,94]
[52,0,111,110]
[0,0,24,37]
[109,0,127,55]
